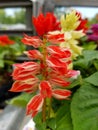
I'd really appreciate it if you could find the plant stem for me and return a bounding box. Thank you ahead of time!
[41,38,48,122]
[42,98,46,122]
[48,98,52,119]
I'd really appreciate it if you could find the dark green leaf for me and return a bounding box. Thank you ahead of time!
[83,50,98,62]
[71,82,98,130]
[56,101,73,130]
[73,59,88,69]
[47,118,56,130]
[85,72,98,86]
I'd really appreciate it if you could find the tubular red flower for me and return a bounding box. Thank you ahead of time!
[39,81,52,98]
[33,12,61,36]
[46,32,65,44]
[47,46,71,59]
[49,77,70,87]
[66,70,80,78]
[75,11,88,32]
[9,80,37,92]
[12,62,40,80]
[26,94,44,117]
[24,50,43,60]
[0,35,14,46]
[47,56,67,68]
[21,34,43,48]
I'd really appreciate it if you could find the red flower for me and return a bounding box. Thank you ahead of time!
[0,35,14,46]
[33,13,61,36]
[75,11,88,32]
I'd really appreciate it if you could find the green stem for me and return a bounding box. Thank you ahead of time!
[47,98,52,119]
[42,98,46,122]
[41,38,49,123]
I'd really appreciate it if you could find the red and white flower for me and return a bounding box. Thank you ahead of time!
[10,12,80,118]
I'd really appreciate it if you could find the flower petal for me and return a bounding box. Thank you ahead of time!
[49,77,70,87]
[39,81,52,98]
[33,13,60,36]
[52,89,71,99]
[21,34,43,48]
[47,45,71,59]
[12,62,40,80]
[47,56,67,68]
[66,70,80,79]
[26,94,44,117]
[24,50,43,60]
[46,31,65,44]
[9,81,36,92]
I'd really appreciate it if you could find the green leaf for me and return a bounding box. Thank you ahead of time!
[74,59,88,69]
[68,75,82,89]
[56,101,73,130]
[0,59,4,67]
[33,113,46,130]
[83,42,97,50]
[35,123,46,130]
[47,118,56,130]
[9,42,26,56]
[83,50,98,62]
[85,72,98,86]
[71,82,98,130]
[9,92,33,107]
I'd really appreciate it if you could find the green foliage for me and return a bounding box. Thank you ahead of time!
[82,41,97,50]
[71,82,98,130]
[0,36,26,68]
[33,101,73,130]
[74,50,98,77]
[9,92,33,108]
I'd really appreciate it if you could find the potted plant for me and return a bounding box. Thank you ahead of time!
[9,10,98,130]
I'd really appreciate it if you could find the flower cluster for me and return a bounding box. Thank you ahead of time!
[10,10,87,119]
[60,10,88,58]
